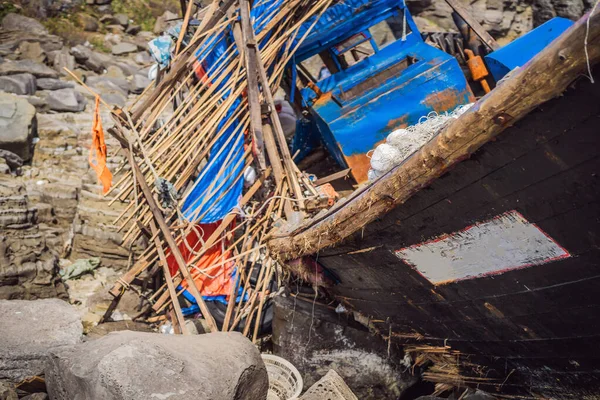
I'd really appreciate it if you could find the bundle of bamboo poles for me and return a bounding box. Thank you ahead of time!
[101,0,334,339]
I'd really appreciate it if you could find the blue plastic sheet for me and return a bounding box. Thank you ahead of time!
[181,0,290,224]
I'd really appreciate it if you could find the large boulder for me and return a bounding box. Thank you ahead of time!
[49,49,75,76]
[0,31,63,58]
[46,331,269,400]
[0,299,82,382]
[0,60,58,79]
[17,41,46,63]
[0,92,36,160]
[70,45,112,73]
[114,13,129,27]
[129,74,151,94]
[0,73,37,95]
[36,78,73,91]
[86,76,128,107]
[153,10,178,34]
[86,75,129,94]
[111,42,137,56]
[1,13,48,35]
[75,13,99,32]
[46,88,86,112]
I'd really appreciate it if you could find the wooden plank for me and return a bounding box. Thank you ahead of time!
[123,142,218,332]
[445,0,499,51]
[253,29,306,210]
[149,219,189,335]
[150,168,272,312]
[314,168,351,186]
[130,0,237,123]
[239,0,266,170]
[175,0,195,54]
[268,10,600,260]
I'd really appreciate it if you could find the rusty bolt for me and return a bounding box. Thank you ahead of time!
[558,50,568,61]
[493,112,512,126]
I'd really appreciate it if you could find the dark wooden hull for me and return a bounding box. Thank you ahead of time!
[316,74,600,397]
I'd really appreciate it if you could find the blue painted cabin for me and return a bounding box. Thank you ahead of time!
[289,0,474,183]
[288,0,573,183]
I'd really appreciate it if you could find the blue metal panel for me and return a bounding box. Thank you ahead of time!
[485,17,574,82]
[292,0,473,183]
[295,0,420,62]
[314,48,473,181]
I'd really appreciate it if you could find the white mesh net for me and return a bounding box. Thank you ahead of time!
[368,103,474,181]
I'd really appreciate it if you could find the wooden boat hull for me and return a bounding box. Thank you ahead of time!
[314,74,600,397]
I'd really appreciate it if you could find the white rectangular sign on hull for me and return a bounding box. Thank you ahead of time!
[394,210,570,285]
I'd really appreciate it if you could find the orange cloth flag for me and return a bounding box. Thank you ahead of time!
[89,96,112,194]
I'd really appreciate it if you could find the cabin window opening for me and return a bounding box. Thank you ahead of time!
[369,12,412,50]
[337,40,376,69]
[300,53,334,82]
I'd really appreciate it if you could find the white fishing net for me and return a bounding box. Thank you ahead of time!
[368,103,474,181]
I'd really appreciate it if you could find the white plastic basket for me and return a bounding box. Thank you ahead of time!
[261,354,303,400]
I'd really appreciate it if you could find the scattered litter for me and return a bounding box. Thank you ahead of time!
[300,370,358,400]
[261,354,303,400]
[59,258,101,280]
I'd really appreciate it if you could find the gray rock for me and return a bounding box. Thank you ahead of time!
[71,45,112,73]
[134,51,152,65]
[76,13,99,32]
[105,65,125,79]
[153,10,178,34]
[70,44,92,63]
[129,74,150,94]
[51,49,75,75]
[113,61,139,77]
[46,88,86,112]
[21,394,48,400]
[0,73,36,95]
[17,41,46,63]
[0,31,62,58]
[125,24,141,35]
[23,94,48,111]
[99,14,118,24]
[46,331,268,400]
[111,42,137,56]
[0,299,82,382]
[0,149,23,170]
[0,93,36,160]
[1,13,48,35]
[96,4,112,13]
[105,24,125,34]
[36,78,74,91]
[0,60,58,79]
[0,381,18,400]
[114,13,129,27]
[95,0,112,5]
[86,75,129,94]
[87,52,113,73]
[98,92,127,107]
[0,148,23,170]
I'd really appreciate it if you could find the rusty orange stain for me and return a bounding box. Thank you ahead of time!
[344,136,386,183]
[385,114,409,132]
[313,92,333,106]
[424,87,475,112]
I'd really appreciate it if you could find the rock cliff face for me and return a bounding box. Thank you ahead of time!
[409,0,592,44]
[0,10,154,307]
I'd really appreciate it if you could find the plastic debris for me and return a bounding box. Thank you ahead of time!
[59,258,101,280]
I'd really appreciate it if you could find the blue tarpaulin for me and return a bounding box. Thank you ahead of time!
[181,0,287,224]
